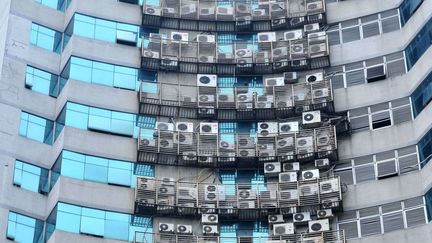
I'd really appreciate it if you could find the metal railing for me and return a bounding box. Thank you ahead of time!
[134,176,342,218]
[134,229,346,243]
[142,0,326,21]
[139,79,334,119]
[137,125,338,166]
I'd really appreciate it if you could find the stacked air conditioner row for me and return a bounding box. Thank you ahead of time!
[158,213,219,236]
[135,176,342,214]
[143,0,325,21]
[142,32,328,66]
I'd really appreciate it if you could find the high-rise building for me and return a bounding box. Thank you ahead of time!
[0,0,431,242]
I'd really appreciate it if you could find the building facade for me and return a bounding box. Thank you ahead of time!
[0,0,431,242]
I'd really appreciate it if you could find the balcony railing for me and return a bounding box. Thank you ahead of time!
[137,125,338,166]
[134,230,346,243]
[142,0,326,32]
[141,34,330,74]
[139,79,334,119]
[134,176,343,219]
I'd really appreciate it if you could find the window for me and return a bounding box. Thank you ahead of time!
[25,66,59,97]
[405,17,432,70]
[19,112,54,145]
[34,0,71,11]
[45,202,152,242]
[55,102,155,139]
[399,0,424,26]
[13,160,49,194]
[60,56,140,92]
[64,13,141,48]
[418,127,432,168]
[7,212,44,243]
[30,23,62,53]
[411,71,432,118]
[50,150,154,189]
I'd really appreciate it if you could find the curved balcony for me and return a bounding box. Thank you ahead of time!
[141,34,330,74]
[142,0,326,32]
[137,125,338,167]
[134,176,343,220]
[139,79,334,120]
[134,230,346,243]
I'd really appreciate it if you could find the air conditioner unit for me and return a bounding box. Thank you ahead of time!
[259,147,276,157]
[217,6,234,15]
[276,137,294,149]
[284,30,303,41]
[205,185,226,201]
[203,225,219,235]
[299,184,319,196]
[279,172,297,183]
[144,6,161,16]
[290,16,305,27]
[293,212,311,224]
[236,3,251,14]
[279,122,299,133]
[218,52,234,61]
[163,7,176,15]
[291,59,308,68]
[181,4,197,15]
[273,223,295,236]
[256,95,274,108]
[315,158,330,168]
[322,197,340,209]
[161,177,175,186]
[306,72,324,83]
[238,200,255,209]
[182,151,197,161]
[308,219,330,232]
[171,32,189,42]
[253,8,266,17]
[366,65,386,82]
[239,149,256,157]
[296,136,314,148]
[320,178,339,194]
[264,162,281,175]
[202,214,219,224]
[200,7,215,16]
[235,49,253,58]
[272,47,289,59]
[258,122,278,136]
[271,18,287,29]
[200,122,218,134]
[316,132,330,146]
[218,94,235,103]
[143,50,159,59]
[308,31,327,43]
[159,223,175,233]
[197,34,216,43]
[237,102,253,109]
[279,189,298,200]
[238,189,256,200]
[149,33,163,42]
[197,74,217,87]
[258,32,277,43]
[177,224,193,234]
[177,186,198,200]
[137,177,156,190]
[284,72,298,84]
[270,2,285,13]
[304,23,320,33]
[302,236,325,243]
[317,209,333,219]
[199,55,215,63]
[291,43,304,54]
[283,162,300,172]
[265,77,285,87]
[219,140,235,150]
[307,2,324,12]
[302,111,321,125]
[156,122,174,131]
[161,56,178,67]
[175,133,193,145]
[140,138,156,147]
[159,138,174,148]
[302,169,320,180]
[310,43,327,55]
[176,122,194,133]
[199,94,215,103]
[312,88,329,99]
[237,136,255,148]
[255,51,270,64]
[268,214,284,224]
[237,58,252,67]
[262,201,278,208]
[159,185,175,195]
[237,93,254,103]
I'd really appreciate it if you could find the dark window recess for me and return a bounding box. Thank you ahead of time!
[367,65,386,82]
[119,0,138,4]
[371,111,392,129]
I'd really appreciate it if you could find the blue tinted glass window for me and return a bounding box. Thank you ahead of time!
[405,18,432,70]
[426,187,432,221]
[25,66,59,97]
[66,13,141,47]
[60,56,140,91]
[50,150,154,189]
[419,128,432,168]
[30,23,62,53]
[19,112,54,145]
[13,160,49,194]
[34,0,71,11]
[46,202,152,242]
[400,0,423,26]
[7,212,44,243]
[411,72,432,117]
